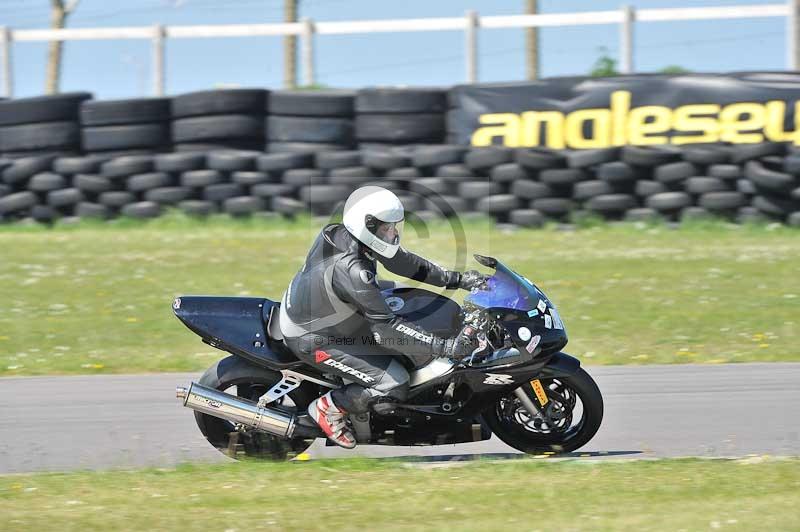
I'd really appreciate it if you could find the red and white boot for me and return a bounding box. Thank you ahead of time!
[307,391,356,449]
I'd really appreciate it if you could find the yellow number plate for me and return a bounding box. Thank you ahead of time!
[531,379,549,406]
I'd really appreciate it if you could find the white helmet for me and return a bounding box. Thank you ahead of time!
[342,185,404,258]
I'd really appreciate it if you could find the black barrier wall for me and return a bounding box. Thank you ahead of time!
[0,79,799,226]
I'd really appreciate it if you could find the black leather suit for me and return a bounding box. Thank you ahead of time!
[278,223,462,413]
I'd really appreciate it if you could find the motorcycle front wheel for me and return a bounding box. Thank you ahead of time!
[483,367,603,454]
[194,355,317,460]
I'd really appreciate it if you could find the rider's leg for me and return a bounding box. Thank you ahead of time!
[285,335,410,448]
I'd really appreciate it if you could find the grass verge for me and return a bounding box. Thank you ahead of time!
[0,457,797,531]
[1,212,798,375]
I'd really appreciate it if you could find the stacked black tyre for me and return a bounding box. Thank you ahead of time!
[266,90,356,153]
[170,89,267,152]
[80,97,171,157]
[355,88,447,150]
[0,93,89,159]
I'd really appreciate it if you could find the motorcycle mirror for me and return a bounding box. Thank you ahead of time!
[473,254,498,269]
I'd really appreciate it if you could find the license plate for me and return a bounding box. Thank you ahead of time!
[531,379,549,406]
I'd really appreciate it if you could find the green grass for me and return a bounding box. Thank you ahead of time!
[0,457,797,531]
[1,212,798,376]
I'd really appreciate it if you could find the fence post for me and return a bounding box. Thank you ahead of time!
[152,24,165,96]
[465,10,479,83]
[301,18,315,87]
[788,0,800,70]
[0,26,12,98]
[620,5,635,74]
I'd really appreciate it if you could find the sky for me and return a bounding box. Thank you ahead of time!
[0,0,790,99]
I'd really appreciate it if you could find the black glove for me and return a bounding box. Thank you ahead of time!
[459,270,489,291]
[443,326,479,360]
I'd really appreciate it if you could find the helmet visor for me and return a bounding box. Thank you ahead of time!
[367,217,403,246]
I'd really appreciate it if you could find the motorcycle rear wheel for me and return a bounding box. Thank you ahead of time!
[483,368,603,454]
[194,355,317,460]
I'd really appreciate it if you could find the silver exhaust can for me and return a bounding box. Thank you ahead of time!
[178,381,296,438]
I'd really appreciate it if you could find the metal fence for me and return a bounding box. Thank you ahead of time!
[0,2,796,98]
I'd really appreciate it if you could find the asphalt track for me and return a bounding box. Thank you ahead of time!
[1,363,798,474]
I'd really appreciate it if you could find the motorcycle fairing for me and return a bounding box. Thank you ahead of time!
[173,296,302,369]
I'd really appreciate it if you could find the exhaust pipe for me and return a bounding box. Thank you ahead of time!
[177,382,296,439]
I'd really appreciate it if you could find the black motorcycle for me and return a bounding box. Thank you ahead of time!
[174,254,603,459]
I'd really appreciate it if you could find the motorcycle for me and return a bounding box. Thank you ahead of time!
[174,254,603,459]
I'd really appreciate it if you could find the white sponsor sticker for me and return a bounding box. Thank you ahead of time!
[385,296,405,311]
[517,326,532,341]
[544,314,552,329]
[483,373,514,385]
[525,334,541,353]
[550,307,564,330]
[537,299,547,313]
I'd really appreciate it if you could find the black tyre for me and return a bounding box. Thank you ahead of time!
[144,186,192,205]
[566,147,619,168]
[257,152,313,173]
[424,195,469,215]
[203,183,245,202]
[585,193,637,214]
[75,202,110,219]
[171,89,267,118]
[172,115,263,143]
[745,161,797,194]
[231,171,274,186]
[730,142,784,164]
[269,90,355,117]
[127,172,173,192]
[282,168,326,187]
[654,161,698,185]
[207,150,257,171]
[28,172,67,192]
[621,145,681,166]
[515,148,566,170]
[224,196,266,215]
[464,147,514,173]
[356,88,446,113]
[99,191,136,208]
[412,145,466,168]
[328,166,371,179]
[154,152,206,173]
[540,168,588,187]
[100,155,155,179]
[476,194,520,213]
[681,145,731,165]
[272,196,306,215]
[646,191,692,212]
[597,161,642,185]
[483,368,603,454]
[625,207,662,222]
[0,92,91,126]
[82,123,169,151]
[179,199,217,216]
[315,150,361,170]
[74,174,113,194]
[531,197,576,217]
[181,169,224,188]
[267,115,353,144]
[251,183,295,198]
[573,180,613,201]
[708,164,741,181]
[362,150,410,171]
[385,167,421,180]
[685,176,730,195]
[121,201,161,219]
[47,188,84,208]
[511,180,554,200]
[355,114,444,143]
[2,155,57,185]
[698,191,746,211]
[80,98,170,126]
[458,181,503,199]
[194,355,316,460]
[53,155,105,175]
[267,141,350,153]
[0,191,37,214]
[635,180,667,198]
[410,177,451,196]
[0,121,80,152]
[490,163,530,183]
[435,163,476,179]
[510,208,546,228]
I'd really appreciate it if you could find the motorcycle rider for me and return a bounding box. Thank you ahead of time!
[278,186,488,448]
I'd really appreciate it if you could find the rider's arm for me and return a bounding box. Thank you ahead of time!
[332,258,450,358]
[376,247,461,289]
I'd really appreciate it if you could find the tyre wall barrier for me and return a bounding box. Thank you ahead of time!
[0,89,798,226]
[2,142,799,227]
